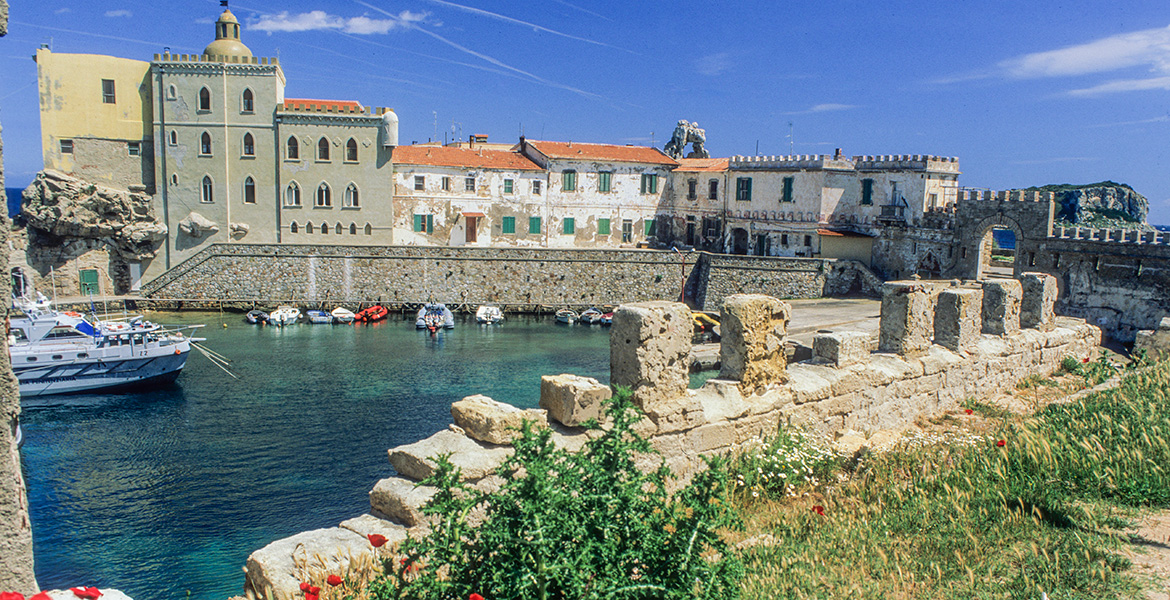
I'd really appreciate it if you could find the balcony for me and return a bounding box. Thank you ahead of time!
[877,204,907,223]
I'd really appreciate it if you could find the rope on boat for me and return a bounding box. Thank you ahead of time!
[191,341,239,379]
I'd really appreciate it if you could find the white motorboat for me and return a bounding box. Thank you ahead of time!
[331,307,355,324]
[306,309,333,324]
[416,303,455,330]
[8,278,204,397]
[579,307,604,325]
[475,305,504,324]
[269,306,301,326]
[555,309,578,324]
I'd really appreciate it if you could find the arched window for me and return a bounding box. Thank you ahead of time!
[169,130,177,146]
[346,138,358,161]
[242,88,254,113]
[167,85,176,100]
[306,222,314,234]
[349,223,357,235]
[242,132,254,156]
[171,174,178,186]
[198,87,211,111]
[344,183,359,208]
[335,223,343,234]
[290,221,298,233]
[287,136,299,160]
[201,176,213,203]
[317,137,330,161]
[321,222,328,234]
[284,182,301,207]
[200,132,212,155]
[243,176,256,204]
[364,223,372,236]
[316,182,331,207]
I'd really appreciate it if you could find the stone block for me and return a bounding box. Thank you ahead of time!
[451,394,548,445]
[812,331,871,367]
[1134,317,1170,359]
[610,301,692,411]
[686,421,738,454]
[369,477,438,527]
[933,288,982,352]
[539,374,611,427]
[693,380,750,422]
[339,514,410,548]
[718,294,791,391]
[878,282,933,355]
[244,527,370,600]
[1019,272,1057,331]
[981,280,1022,336]
[642,393,706,434]
[785,366,833,404]
[388,429,512,482]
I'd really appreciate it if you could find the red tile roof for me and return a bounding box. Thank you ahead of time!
[817,228,874,238]
[675,158,729,172]
[282,98,364,111]
[524,140,678,165]
[393,145,543,171]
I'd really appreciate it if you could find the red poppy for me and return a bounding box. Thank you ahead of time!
[30,594,51,600]
[300,582,312,593]
[964,409,973,415]
[1082,357,1090,363]
[368,533,388,547]
[310,586,320,595]
[996,439,1006,447]
[470,594,485,600]
[71,588,102,600]
[0,591,25,600]
[811,505,825,516]
[327,575,343,587]
[305,594,318,600]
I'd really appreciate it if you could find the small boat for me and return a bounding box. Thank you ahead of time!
[331,307,355,324]
[245,309,268,325]
[269,306,301,326]
[555,309,578,324]
[355,305,389,323]
[416,303,455,330]
[306,310,333,324]
[579,307,604,325]
[475,305,504,325]
[600,312,613,326]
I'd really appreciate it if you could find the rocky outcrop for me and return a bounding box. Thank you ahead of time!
[539,374,611,427]
[450,394,548,445]
[1040,181,1151,228]
[21,169,167,260]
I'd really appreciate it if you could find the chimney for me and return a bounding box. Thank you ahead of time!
[834,148,843,160]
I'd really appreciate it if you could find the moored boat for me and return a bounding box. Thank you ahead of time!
[306,309,333,324]
[245,309,268,324]
[269,306,301,326]
[555,309,578,324]
[416,303,455,330]
[475,305,504,325]
[355,305,388,323]
[331,307,356,324]
[600,312,613,326]
[579,307,604,325]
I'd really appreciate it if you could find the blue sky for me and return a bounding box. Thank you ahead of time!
[2,1,1169,224]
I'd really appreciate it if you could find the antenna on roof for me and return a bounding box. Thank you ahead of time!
[220,0,228,7]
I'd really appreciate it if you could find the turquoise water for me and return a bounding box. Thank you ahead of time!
[19,313,612,600]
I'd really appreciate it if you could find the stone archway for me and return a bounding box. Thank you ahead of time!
[971,215,1024,280]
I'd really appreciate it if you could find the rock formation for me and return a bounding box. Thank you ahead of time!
[1036,181,1151,228]
[178,212,218,238]
[21,169,168,260]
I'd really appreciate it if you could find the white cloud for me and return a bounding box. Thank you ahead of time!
[251,10,426,35]
[783,103,859,115]
[999,25,1170,78]
[105,9,132,18]
[695,52,731,76]
[1070,75,1170,96]
[54,8,71,14]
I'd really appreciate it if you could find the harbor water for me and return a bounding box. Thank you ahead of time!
[18,312,612,600]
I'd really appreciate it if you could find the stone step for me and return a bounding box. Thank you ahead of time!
[388,428,513,482]
[244,527,375,600]
[369,477,437,527]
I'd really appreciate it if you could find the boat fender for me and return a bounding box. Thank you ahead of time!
[175,348,180,355]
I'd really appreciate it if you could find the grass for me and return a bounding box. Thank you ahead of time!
[729,358,1170,599]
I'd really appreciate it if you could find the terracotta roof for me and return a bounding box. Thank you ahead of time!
[524,140,678,165]
[393,145,543,171]
[675,158,729,172]
[817,228,874,238]
[283,98,364,111]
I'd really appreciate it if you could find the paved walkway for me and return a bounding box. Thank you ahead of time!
[785,297,881,346]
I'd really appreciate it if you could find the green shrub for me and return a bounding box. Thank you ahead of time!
[371,387,744,600]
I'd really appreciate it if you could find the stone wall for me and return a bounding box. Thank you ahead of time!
[0,1,41,593]
[241,276,1098,600]
[139,243,881,308]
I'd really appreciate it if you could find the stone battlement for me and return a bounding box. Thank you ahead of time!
[956,189,1056,203]
[242,276,1099,600]
[727,154,959,173]
[154,52,279,66]
[1051,225,1170,245]
[277,102,392,117]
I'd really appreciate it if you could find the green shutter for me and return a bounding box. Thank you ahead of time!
[563,217,575,234]
[426,214,434,234]
[649,174,658,194]
[599,172,611,193]
[563,171,576,191]
[598,218,610,235]
[413,214,423,232]
[782,177,793,203]
[644,219,655,236]
[861,179,873,205]
[502,216,516,234]
[79,269,100,295]
[529,216,541,234]
[504,179,513,194]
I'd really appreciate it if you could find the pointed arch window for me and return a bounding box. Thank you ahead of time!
[321,222,328,234]
[284,182,301,207]
[287,136,299,160]
[349,223,357,235]
[200,132,212,156]
[290,221,298,233]
[243,176,256,204]
[335,223,342,234]
[344,183,359,208]
[316,182,332,207]
[198,87,211,111]
[345,138,358,162]
[364,223,372,236]
[166,85,176,100]
[242,132,255,157]
[306,222,314,234]
[241,88,254,113]
[201,176,214,204]
[168,130,177,146]
[317,137,330,161]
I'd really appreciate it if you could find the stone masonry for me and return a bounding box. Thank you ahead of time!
[1019,272,1057,332]
[982,279,1021,336]
[878,282,934,356]
[719,294,790,393]
[242,277,1100,600]
[934,287,982,353]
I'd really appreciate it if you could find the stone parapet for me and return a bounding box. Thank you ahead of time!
[718,294,790,392]
[610,301,692,411]
[812,331,871,367]
[878,282,934,356]
[934,288,982,352]
[982,280,1022,336]
[1019,273,1057,331]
